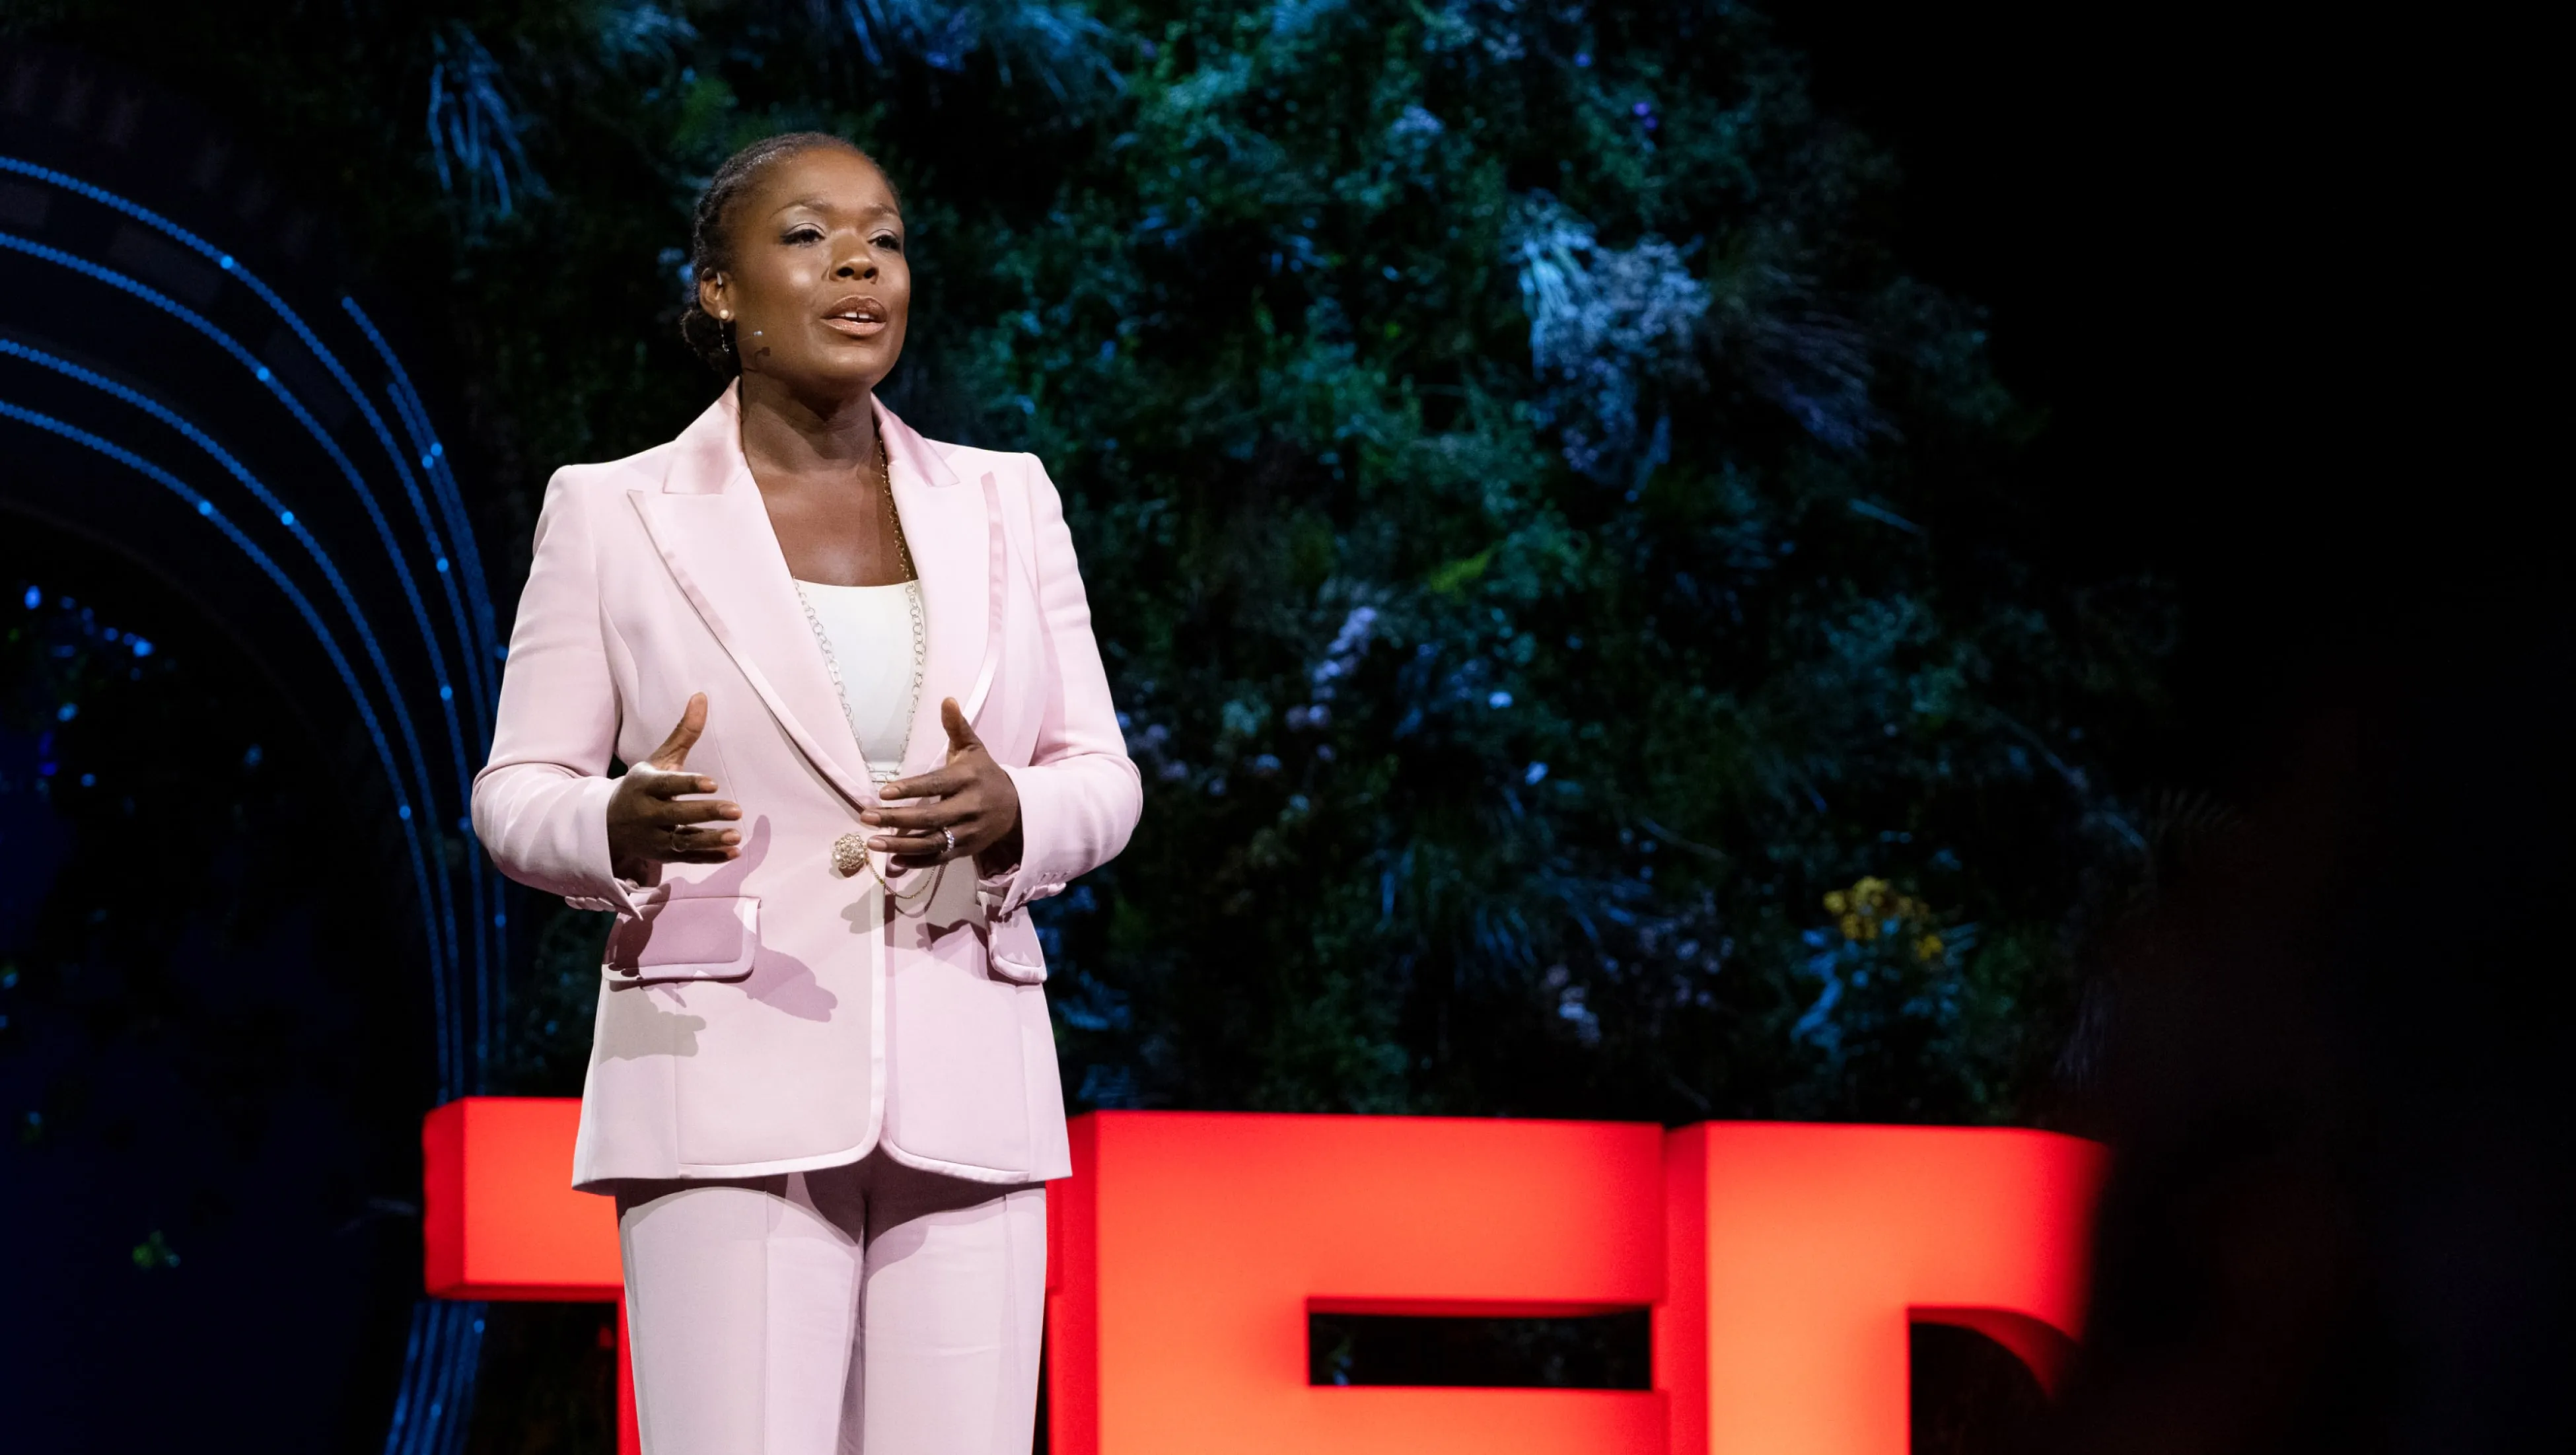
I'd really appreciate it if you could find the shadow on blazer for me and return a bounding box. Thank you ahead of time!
[471,384,1140,1189]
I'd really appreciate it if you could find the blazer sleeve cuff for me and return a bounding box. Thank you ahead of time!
[555,774,648,919]
[984,762,1071,920]
[974,863,1024,921]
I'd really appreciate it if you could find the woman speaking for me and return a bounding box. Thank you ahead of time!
[471,132,1141,1454]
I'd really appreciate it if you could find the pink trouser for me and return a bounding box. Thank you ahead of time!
[615,1153,1048,1455]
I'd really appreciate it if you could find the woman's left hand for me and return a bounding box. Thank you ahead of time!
[865,698,1024,874]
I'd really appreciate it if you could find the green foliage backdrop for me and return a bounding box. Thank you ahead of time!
[12,0,2176,1132]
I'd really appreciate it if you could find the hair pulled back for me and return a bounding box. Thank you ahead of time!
[678,132,892,377]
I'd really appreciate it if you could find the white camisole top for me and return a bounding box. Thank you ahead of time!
[793,579,924,783]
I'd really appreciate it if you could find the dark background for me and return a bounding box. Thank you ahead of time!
[1785,0,2400,801]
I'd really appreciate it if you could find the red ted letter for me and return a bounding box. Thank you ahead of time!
[1045,1111,1670,1455]
[1659,1122,2107,1455]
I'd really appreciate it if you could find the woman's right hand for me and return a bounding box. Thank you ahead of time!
[606,693,744,882]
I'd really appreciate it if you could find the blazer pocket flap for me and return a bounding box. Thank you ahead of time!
[987,911,1048,985]
[605,896,758,983]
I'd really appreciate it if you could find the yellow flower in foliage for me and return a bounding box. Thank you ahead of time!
[1823,876,1946,956]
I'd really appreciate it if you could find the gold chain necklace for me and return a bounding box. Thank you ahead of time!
[797,434,937,905]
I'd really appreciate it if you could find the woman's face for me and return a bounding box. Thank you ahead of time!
[701,147,910,400]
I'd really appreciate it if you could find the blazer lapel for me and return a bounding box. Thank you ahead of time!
[878,400,997,777]
[632,387,879,810]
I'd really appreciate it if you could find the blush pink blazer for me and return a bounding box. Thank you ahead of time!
[471,385,1139,1188]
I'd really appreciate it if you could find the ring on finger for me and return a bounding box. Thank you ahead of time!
[667,824,684,855]
[940,826,956,860]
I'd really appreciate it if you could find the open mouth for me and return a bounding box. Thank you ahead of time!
[820,298,890,337]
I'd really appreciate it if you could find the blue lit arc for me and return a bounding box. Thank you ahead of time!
[0,339,468,1084]
[0,396,454,1054]
[1,154,507,1102]
[0,230,474,1082]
